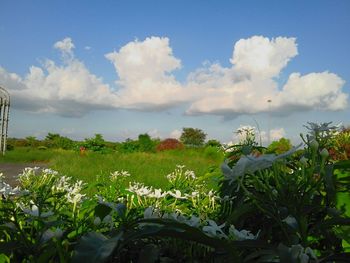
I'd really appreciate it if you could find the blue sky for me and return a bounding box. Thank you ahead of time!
[0,0,349,144]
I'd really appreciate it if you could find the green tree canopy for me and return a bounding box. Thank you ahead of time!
[180,128,206,147]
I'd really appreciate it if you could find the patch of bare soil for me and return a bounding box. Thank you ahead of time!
[0,163,49,186]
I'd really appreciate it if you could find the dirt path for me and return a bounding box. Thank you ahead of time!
[0,163,49,186]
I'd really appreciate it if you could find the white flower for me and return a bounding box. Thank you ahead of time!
[0,183,21,198]
[148,188,167,198]
[202,220,227,239]
[0,173,4,182]
[229,225,259,241]
[185,170,196,180]
[168,190,187,199]
[67,193,85,204]
[110,170,131,181]
[42,168,59,176]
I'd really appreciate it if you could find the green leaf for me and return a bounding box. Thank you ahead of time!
[94,204,112,219]
[72,232,122,263]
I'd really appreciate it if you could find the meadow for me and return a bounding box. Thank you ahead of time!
[0,123,349,262]
[0,147,223,191]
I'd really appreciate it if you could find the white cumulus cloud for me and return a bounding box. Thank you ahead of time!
[0,35,348,118]
[105,36,186,110]
[186,36,347,117]
[169,129,182,139]
[0,39,120,117]
[54,37,75,57]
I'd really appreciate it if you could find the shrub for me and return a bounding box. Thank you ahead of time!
[156,138,184,151]
[44,133,75,150]
[119,138,140,153]
[83,134,108,153]
[265,137,292,154]
[6,143,14,151]
[205,139,221,147]
[329,126,350,160]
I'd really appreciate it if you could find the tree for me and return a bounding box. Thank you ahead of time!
[180,128,206,147]
[138,133,156,152]
[83,134,106,152]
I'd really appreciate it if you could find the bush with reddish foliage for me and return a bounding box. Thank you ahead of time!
[156,138,184,151]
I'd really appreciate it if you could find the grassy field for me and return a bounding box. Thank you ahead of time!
[0,147,224,190]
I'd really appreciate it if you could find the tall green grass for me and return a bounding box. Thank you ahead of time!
[1,147,224,190]
[0,147,58,163]
[50,148,224,189]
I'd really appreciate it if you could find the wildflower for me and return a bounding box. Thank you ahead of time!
[202,220,227,239]
[42,168,59,176]
[168,189,187,199]
[229,225,259,241]
[185,170,196,180]
[148,188,167,198]
[176,164,185,169]
[110,170,130,181]
[0,183,21,198]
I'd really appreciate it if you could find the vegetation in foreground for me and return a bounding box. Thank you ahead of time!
[0,122,349,262]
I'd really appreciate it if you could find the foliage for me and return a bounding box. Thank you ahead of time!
[137,133,157,152]
[219,122,350,261]
[266,137,292,154]
[83,134,109,153]
[328,126,350,161]
[223,126,264,167]
[206,139,222,147]
[25,136,38,148]
[1,122,349,261]
[156,138,184,151]
[180,127,206,147]
[44,133,75,150]
[204,146,223,161]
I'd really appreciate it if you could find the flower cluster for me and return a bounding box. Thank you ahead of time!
[110,170,130,181]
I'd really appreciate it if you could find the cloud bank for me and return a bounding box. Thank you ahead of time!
[0,36,347,117]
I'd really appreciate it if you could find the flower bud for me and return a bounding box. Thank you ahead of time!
[309,140,319,150]
[320,148,329,159]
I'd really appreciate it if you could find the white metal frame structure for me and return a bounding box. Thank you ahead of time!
[0,87,10,155]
